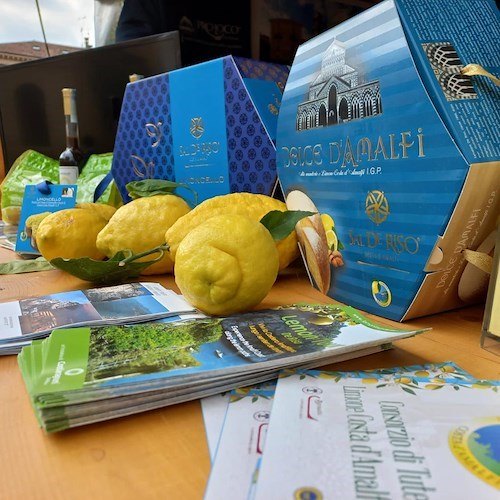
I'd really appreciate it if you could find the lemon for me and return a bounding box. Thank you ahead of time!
[1,206,21,225]
[174,213,279,316]
[321,213,335,230]
[325,229,338,251]
[36,208,109,261]
[25,212,51,240]
[76,202,117,221]
[165,193,298,271]
[96,194,191,275]
[361,378,379,384]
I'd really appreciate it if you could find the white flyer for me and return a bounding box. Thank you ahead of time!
[254,370,500,499]
[204,383,276,500]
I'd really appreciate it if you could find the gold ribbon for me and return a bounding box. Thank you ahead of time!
[463,249,493,274]
[460,64,500,86]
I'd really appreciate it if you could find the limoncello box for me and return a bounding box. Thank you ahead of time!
[277,0,500,321]
[111,56,289,205]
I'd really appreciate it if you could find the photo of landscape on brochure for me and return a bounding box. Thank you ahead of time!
[0,282,195,349]
[18,303,426,431]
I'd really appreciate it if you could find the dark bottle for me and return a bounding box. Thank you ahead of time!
[59,88,85,184]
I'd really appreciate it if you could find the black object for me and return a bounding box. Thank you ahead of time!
[0,31,181,173]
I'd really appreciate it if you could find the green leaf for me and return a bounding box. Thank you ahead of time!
[401,386,417,396]
[49,245,168,284]
[260,210,315,241]
[126,179,198,205]
[0,257,54,274]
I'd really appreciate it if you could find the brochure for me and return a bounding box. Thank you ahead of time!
[0,282,196,354]
[253,369,500,499]
[200,392,231,461]
[17,303,426,431]
[204,382,276,500]
[202,362,476,499]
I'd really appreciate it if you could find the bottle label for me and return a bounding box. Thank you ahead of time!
[59,166,79,185]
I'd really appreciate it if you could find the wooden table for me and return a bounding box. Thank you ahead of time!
[0,247,498,500]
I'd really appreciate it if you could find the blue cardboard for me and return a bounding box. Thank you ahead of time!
[111,57,289,206]
[15,183,77,255]
[277,0,500,321]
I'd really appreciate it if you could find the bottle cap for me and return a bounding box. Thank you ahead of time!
[62,88,77,121]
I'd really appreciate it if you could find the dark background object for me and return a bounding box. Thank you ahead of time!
[0,31,181,173]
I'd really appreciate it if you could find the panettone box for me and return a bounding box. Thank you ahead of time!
[276,0,500,321]
[111,56,289,205]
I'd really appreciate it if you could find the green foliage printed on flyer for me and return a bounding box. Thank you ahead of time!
[21,303,424,401]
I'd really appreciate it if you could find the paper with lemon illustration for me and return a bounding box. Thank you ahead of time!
[254,369,500,499]
[17,303,425,431]
[202,362,474,498]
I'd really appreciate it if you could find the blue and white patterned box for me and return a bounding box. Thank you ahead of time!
[277,0,500,321]
[111,57,289,205]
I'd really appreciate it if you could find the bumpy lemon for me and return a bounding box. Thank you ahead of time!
[174,213,279,316]
[96,194,191,275]
[165,193,298,271]
[76,202,117,221]
[36,208,109,261]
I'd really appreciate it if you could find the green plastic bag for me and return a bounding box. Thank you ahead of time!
[76,153,122,208]
[0,150,58,225]
[0,151,122,225]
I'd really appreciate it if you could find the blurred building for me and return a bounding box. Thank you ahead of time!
[0,41,83,66]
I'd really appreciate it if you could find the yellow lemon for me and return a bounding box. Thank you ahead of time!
[76,202,117,221]
[325,228,338,251]
[361,378,379,384]
[174,213,279,316]
[321,213,335,230]
[1,206,22,225]
[25,212,51,240]
[165,193,298,271]
[394,377,412,384]
[35,208,109,261]
[96,195,191,275]
[424,384,442,390]
[441,365,457,373]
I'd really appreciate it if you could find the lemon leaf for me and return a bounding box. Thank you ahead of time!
[260,210,315,241]
[126,179,198,205]
[49,245,168,284]
[0,257,54,274]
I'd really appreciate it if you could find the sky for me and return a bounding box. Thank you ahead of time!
[0,0,95,48]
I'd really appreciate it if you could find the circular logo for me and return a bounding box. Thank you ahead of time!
[371,280,392,307]
[64,368,85,376]
[253,411,270,422]
[449,417,500,489]
[302,386,323,395]
[294,487,323,500]
[365,190,389,224]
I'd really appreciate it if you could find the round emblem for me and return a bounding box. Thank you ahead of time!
[365,190,389,224]
[449,417,500,489]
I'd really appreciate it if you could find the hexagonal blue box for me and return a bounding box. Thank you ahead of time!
[111,56,289,205]
[277,0,500,321]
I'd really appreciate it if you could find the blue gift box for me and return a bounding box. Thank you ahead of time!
[111,56,289,206]
[277,0,500,321]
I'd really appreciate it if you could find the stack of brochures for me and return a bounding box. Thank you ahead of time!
[0,282,197,355]
[17,303,425,432]
[202,363,500,499]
